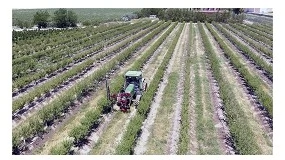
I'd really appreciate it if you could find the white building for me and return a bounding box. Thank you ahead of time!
[260,8,273,14]
[149,15,157,18]
[244,8,273,14]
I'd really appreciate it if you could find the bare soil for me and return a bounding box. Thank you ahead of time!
[12,26,157,129]
[89,23,180,155]
[19,23,171,155]
[203,24,272,154]
[223,24,273,63]
[167,23,188,155]
[133,24,181,155]
[12,25,146,99]
[217,23,272,66]
[38,22,173,155]
[141,23,185,155]
[210,24,272,96]
[194,24,222,154]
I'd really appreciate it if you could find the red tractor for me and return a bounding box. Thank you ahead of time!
[110,71,147,112]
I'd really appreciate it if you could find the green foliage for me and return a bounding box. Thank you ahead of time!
[12,22,145,91]
[239,23,272,41]
[200,22,265,154]
[69,125,89,143]
[137,8,232,23]
[177,22,193,154]
[82,20,91,26]
[12,29,63,42]
[53,8,78,28]
[14,19,31,29]
[67,10,78,27]
[12,132,21,150]
[33,10,50,28]
[116,22,184,155]
[222,23,272,58]
[49,139,73,155]
[229,23,273,48]
[18,21,170,155]
[55,21,174,155]
[229,14,246,23]
[12,59,94,113]
[215,11,231,23]
[212,22,272,78]
[250,23,273,35]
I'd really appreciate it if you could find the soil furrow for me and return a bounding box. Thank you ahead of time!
[12,23,144,98]
[217,23,272,66]
[223,24,273,62]
[210,24,272,95]
[203,23,272,154]
[12,24,149,100]
[167,23,188,154]
[12,25,158,129]
[89,23,181,155]
[202,24,237,155]
[34,23,174,155]
[143,24,184,155]
[194,24,221,155]
[188,25,198,154]
[12,28,146,119]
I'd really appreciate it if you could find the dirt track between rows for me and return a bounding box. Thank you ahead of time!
[203,23,272,154]
[89,23,180,155]
[12,24,158,129]
[36,22,174,155]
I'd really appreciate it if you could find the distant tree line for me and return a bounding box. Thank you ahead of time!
[11,8,78,29]
[135,8,245,22]
[32,8,78,29]
[33,10,50,28]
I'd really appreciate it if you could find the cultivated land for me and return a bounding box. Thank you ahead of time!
[12,14,273,155]
[12,8,140,26]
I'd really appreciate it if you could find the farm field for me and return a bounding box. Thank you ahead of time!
[12,8,140,27]
[12,15,273,155]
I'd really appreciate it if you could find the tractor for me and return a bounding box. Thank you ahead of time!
[109,71,147,112]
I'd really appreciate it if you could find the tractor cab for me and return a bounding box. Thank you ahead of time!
[124,71,143,91]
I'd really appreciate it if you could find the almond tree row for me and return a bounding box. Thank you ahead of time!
[12,21,170,154]
[115,23,184,155]
[240,23,273,40]
[58,23,177,154]
[49,21,177,155]
[12,20,161,114]
[13,23,128,58]
[229,23,273,48]
[221,23,272,58]
[213,22,273,78]
[13,21,156,91]
[247,23,272,35]
[177,22,192,154]
[199,22,261,154]
[205,22,273,120]
[13,22,145,69]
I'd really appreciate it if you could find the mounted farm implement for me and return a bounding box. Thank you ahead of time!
[106,71,147,112]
